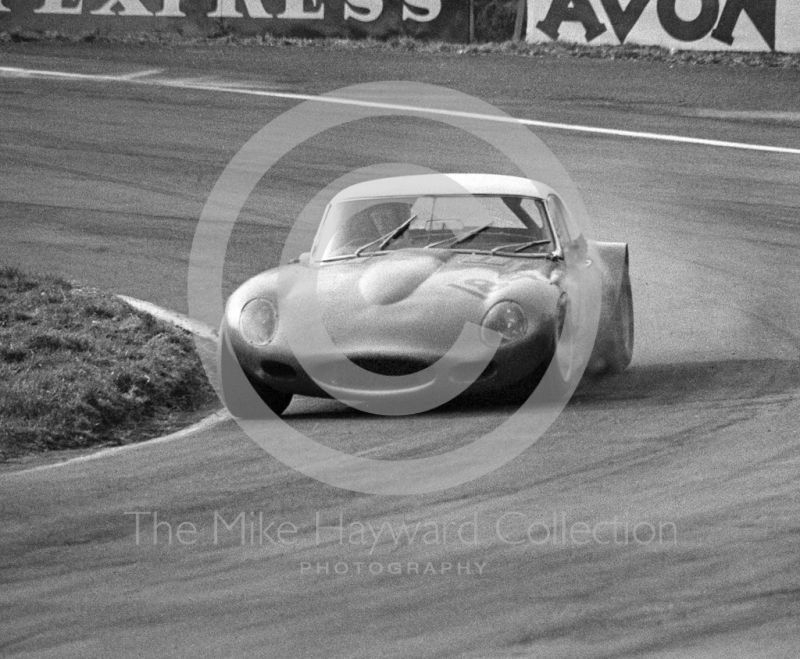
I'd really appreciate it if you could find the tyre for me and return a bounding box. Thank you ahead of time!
[605,266,634,373]
[218,332,292,418]
[552,293,576,383]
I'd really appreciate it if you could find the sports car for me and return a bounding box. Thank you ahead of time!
[218,174,633,416]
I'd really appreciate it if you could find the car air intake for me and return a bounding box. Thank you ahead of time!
[261,360,297,379]
[349,357,431,377]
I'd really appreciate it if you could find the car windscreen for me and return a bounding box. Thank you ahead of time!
[312,195,552,261]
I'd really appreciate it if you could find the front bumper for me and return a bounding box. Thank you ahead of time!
[225,323,554,401]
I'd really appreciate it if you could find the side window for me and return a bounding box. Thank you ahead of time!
[547,194,569,247]
[547,194,581,244]
[547,194,581,245]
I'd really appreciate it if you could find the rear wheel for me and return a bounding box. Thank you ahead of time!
[605,267,634,373]
[218,333,292,418]
[553,293,576,384]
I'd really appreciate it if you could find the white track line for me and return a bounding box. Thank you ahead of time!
[118,295,218,341]
[4,409,231,476]
[117,68,164,80]
[1,65,799,156]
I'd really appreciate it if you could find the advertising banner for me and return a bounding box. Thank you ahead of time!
[0,0,468,42]
[526,0,800,53]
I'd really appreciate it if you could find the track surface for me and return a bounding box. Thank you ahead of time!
[1,44,799,658]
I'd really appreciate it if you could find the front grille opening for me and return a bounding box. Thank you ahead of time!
[261,360,297,379]
[350,357,431,377]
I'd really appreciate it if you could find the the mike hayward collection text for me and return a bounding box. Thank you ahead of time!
[124,510,678,550]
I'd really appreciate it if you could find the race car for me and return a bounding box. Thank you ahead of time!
[218,174,633,416]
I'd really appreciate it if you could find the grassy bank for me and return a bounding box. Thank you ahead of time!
[0,266,216,461]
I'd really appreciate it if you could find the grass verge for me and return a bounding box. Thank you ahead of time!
[0,266,217,461]
[2,30,800,70]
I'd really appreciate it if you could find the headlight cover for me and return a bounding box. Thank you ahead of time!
[481,301,527,345]
[239,298,278,346]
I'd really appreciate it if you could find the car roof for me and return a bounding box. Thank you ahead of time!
[329,174,555,203]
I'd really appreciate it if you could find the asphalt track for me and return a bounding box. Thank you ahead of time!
[1,44,799,658]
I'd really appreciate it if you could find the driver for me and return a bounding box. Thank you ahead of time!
[332,202,413,256]
[366,203,410,236]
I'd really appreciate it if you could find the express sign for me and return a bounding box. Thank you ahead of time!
[19,0,439,21]
[526,0,800,52]
[0,0,468,41]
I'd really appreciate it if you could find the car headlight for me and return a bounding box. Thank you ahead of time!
[239,298,278,346]
[481,301,527,345]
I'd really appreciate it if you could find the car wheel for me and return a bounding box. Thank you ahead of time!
[553,294,576,384]
[605,267,634,373]
[218,333,292,418]
[503,360,549,404]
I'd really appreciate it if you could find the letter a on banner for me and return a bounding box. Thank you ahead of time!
[536,0,608,41]
[599,0,650,43]
[711,0,776,50]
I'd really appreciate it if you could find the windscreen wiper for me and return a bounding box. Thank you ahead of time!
[490,239,551,255]
[354,214,418,257]
[425,222,494,249]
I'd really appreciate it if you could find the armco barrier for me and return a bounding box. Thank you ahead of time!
[526,0,800,52]
[0,0,468,42]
